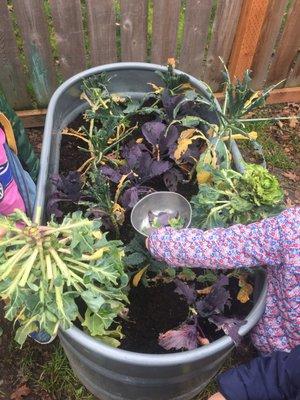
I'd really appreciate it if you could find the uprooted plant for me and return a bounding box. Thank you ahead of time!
[0,210,128,346]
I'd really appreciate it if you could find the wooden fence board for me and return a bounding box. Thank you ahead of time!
[151,0,181,64]
[87,0,117,66]
[120,0,147,62]
[266,0,300,86]
[49,0,86,79]
[229,0,270,80]
[251,0,288,89]
[0,1,31,109]
[215,86,300,104]
[286,52,300,87]
[179,0,213,78]
[204,0,243,90]
[14,0,56,107]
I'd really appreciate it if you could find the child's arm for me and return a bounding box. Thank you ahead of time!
[147,210,293,269]
[215,345,300,400]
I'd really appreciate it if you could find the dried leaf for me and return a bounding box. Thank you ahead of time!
[132,266,148,287]
[295,189,300,203]
[10,384,31,400]
[277,120,283,129]
[197,286,212,295]
[174,129,199,160]
[148,82,164,94]
[237,283,253,303]
[237,275,253,303]
[282,171,299,182]
[285,197,295,208]
[289,116,298,128]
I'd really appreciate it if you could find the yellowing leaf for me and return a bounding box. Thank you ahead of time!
[148,82,164,94]
[112,203,125,225]
[196,148,216,184]
[178,83,194,91]
[244,91,262,108]
[237,283,253,303]
[132,266,148,287]
[111,95,126,103]
[237,275,253,303]
[180,129,196,140]
[222,131,258,141]
[197,171,212,184]
[136,138,143,144]
[92,231,102,240]
[174,129,199,160]
[86,246,109,260]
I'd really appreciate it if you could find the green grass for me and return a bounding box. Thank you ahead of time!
[36,345,95,400]
[241,120,296,171]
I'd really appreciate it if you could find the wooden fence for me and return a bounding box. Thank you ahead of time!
[1,0,300,124]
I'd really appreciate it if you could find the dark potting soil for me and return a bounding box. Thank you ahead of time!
[59,135,88,173]
[120,283,189,354]
[119,276,254,354]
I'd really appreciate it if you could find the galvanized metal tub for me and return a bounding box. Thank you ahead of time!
[35,63,267,400]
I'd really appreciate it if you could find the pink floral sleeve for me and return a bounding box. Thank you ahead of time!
[148,211,287,269]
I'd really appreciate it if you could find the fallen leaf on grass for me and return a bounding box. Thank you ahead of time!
[282,171,299,182]
[277,120,283,129]
[285,197,295,208]
[10,384,31,400]
[289,116,298,128]
[294,190,300,204]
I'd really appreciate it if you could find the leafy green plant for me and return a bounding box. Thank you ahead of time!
[191,164,284,229]
[0,210,128,346]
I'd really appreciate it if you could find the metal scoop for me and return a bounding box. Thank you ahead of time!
[131,191,192,236]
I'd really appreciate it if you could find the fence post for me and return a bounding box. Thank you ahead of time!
[228,0,270,80]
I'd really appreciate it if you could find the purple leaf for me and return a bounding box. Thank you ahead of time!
[148,211,179,227]
[174,279,197,305]
[142,121,166,145]
[214,274,229,288]
[101,165,122,183]
[209,315,246,345]
[157,211,175,226]
[163,168,184,191]
[162,125,179,155]
[161,89,183,118]
[122,141,148,169]
[150,160,172,177]
[121,186,152,209]
[196,275,230,317]
[138,153,172,181]
[48,172,82,217]
[180,143,202,163]
[159,322,198,351]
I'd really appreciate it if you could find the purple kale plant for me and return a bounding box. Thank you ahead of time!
[159,274,246,351]
[47,171,82,218]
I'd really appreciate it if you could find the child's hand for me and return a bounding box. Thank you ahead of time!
[208,393,226,400]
